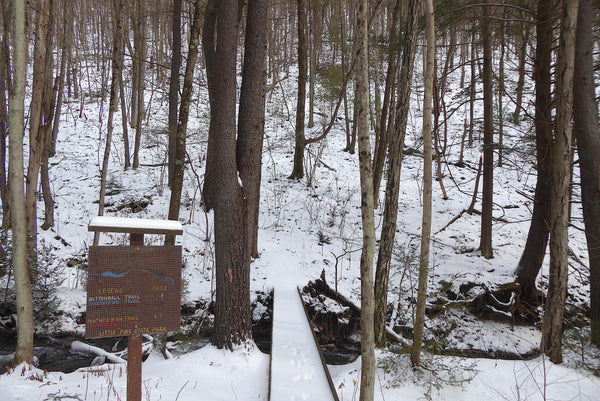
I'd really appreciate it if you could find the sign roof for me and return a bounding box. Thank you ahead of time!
[88,216,183,235]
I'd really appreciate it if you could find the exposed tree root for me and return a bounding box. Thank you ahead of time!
[428,281,543,325]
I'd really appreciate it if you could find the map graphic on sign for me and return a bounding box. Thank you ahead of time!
[86,246,182,339]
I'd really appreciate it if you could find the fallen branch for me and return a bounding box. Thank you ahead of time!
[303,278,403,345]
[468,208,509,223]
[71,340,126,364]
[435,209,465,235]
[515,188,534,202]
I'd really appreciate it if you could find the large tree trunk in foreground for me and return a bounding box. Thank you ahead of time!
[515,0,554,304]
[10,0,34,366]
[573,0,599,347]
[542,0,578,364]
[203,0,252,350]
[237,0,268,258]
[355,1,375,400]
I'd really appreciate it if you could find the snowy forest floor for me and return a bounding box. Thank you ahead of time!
[1,45,600,400]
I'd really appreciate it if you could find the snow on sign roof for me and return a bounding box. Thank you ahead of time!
[88,216,183,235]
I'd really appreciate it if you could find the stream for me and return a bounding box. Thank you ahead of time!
[0,335,118,373]
[0,283,360,373]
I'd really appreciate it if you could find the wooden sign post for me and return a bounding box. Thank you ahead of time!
[87,216,183,401]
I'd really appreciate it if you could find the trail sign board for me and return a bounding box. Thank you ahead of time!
[85,245,182,339]
[87,216,183,401]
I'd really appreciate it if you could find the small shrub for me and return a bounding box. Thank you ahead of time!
[0,236,63,323]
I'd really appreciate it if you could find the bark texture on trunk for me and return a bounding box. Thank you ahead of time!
[374,0,419,347]
[412,0,435,367]
[49,0,73,158]
[203,0,252,350]
[515,0,554,304]
[289,0,308,179]
[39,0,57,231]
[0,12,11,229]
[479,0,494,259]
[542,0,578,364]
[371,0,402,201]
[237,0,268,258]
[25,0,51,268]
[512,23,529,124]
[132,0,146,169]
[168,0,182,188]
[573,0,600,348]
[355,2,375,400]
[10,0,34,366]
[166,0,202,245]
[95,0,125,246]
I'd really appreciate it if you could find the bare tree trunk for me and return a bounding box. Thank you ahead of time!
[94,0,125,246]
[371,0,402,201]
[497,1,506,168]
[459,30,467,89]
[412,0,435,367]
[10,0,34,366]
[202,0,252,350]
[40,0,56,230]
[573,0,600,348]
[237,0,268,259]
[307,0,321,129]
[340,6,352,153]
[25,0,51,268]
[355,1,375,399]
[479,0,493,259]
[515,0,554,304]
[289,0,308,179]
[119,50,130,169]
[132,0,146,169]
[40,138,54,229]
[166,0,202,247]
[468,31,475,147]
[0,7,11,229]
[49,0,73,157]
[432,90,448,200]
[349,8,357,155]
[542,0,578,364]
[168,0,182,188]
[374,0,419,347]
[512,22,529,124]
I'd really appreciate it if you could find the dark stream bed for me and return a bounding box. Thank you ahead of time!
[0,330,358,373]
[0,335,121,373]
[0,282,361,373]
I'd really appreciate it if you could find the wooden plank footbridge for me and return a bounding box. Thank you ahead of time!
[268,285,340,401]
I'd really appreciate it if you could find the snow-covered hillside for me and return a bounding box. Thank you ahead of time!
[1,26,599,401]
